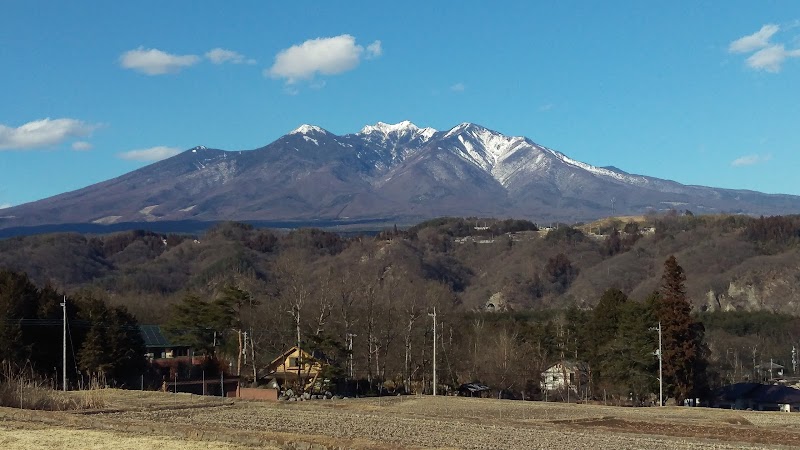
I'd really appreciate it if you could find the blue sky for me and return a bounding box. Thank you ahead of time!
[2,1,800,208]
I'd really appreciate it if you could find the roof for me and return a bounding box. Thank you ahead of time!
[756,385,800,404]
[715,382,761,402]
[755,362,785,370]
[716,383,800,404]
[458,382,490,393]
[543,360,588,373]
[265,346,327,367]
[139,325,174,348]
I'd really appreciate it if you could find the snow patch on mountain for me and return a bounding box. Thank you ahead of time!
[541,147,650,186]
[291,124,328,135]
[359,121,437,141]
[492,147,551,187]
[446,124,533,178]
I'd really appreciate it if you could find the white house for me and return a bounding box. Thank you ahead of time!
[541,360,588,392]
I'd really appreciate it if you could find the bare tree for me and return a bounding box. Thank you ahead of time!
[275,251,315,391]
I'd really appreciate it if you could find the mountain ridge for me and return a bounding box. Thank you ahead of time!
[2,121,800,230]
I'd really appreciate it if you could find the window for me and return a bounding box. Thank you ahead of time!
[569,373,575,384]
[288,357,298,367]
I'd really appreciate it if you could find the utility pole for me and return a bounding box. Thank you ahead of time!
[433,307,437,396]
[61,296,67,392]
[650,321,663,406]
[347,333,357,379]
[243,330,248,365]
[658,321,663,407]
[770,358,774,381]
[251,328,257,382]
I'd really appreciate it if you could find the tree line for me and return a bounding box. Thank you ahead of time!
[0,270,145,388]
[159,242,706,403]
[4,214,800,402]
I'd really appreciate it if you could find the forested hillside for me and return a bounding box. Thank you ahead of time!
[2,214,800,401]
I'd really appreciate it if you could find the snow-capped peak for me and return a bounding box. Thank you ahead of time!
[359,121,437,140]
[443,122,529,170]
[290,124,328,135]
[444,122,474,137]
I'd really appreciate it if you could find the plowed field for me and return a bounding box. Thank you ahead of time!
[2,390,799,449]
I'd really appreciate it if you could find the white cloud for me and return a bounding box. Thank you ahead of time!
[731,154,772,167]
[118,146,181,162]
[746,44,800,72]
[450,82,466,92]
[538,103,554,112]
[0,203,11,210]
[205,48,254,65]
[729,24,780,53]
[71,141,93,151]
[0,118,98,150]
[366,40,382,59]
[729,24,800,72]
[266,35,381,84]
[120,47,200,75]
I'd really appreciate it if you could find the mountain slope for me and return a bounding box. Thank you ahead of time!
[2,121,800,229]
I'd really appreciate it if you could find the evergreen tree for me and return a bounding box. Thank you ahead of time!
[104,306,146,381]
[657,255,707,404]
[563,305,590,361]
[77,296,145,384]
[591,288,628,343]
[0,270,38,365]
[588,288,628,393]
[79,320,110,376]
[77,297,112,376]
[214,285,259,376]
[164,294,218,354]
[603,228,622,256]
[603,300,658,403]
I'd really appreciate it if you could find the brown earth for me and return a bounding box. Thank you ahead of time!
[2,390,800,449]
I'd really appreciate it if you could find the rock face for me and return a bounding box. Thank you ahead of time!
[3,121,800,229]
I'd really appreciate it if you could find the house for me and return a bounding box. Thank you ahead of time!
[540,360,589,392]
[755,362,785,381]
[457,382,491,397]
[261,346,329,392]
[714,383,800,411]
[140,325,192,361]
[139,325,205,380]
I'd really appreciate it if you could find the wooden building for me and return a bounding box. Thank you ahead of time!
[540,360,589,392]
[262,346,329,392]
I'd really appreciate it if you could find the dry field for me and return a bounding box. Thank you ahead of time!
[2,390,800,449]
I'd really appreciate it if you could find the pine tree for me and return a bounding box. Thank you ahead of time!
[164,294,217,354]
[589,288,628,396]
[609,300,658,403]
[77,296,146,384]
[0,270,39,365]
[657,255,706,404]
[591,288,628,342]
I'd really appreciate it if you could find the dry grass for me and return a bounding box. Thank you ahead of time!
[4,391,800,449]
[0,381,106,411]
[109,395,800,449]
[0,421,262,449]
[0,362,107,411]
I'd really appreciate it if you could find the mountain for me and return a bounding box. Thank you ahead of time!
[3,121,800,230]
